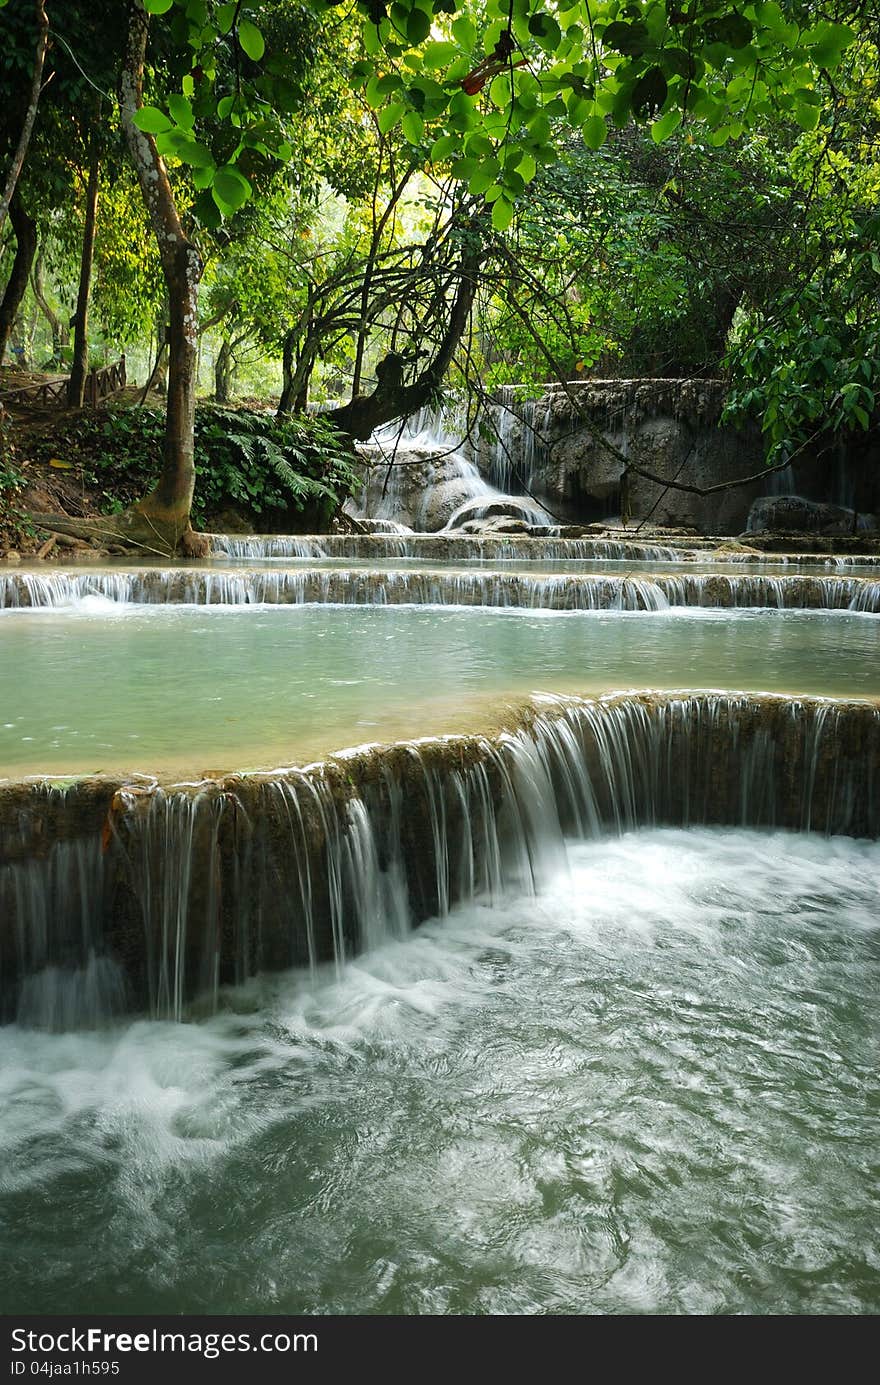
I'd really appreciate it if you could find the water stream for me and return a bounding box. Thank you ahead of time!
[1,828,877,1315]
[2,517,879,1318]
[3,565,879,611]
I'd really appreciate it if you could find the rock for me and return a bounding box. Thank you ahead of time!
[712,540,765,556]
[421,477,482,531]
[1,550,21,565]
[746,495,878,535]
[443,497,548,531]
[210,506,253,534]
[455,516,533,535]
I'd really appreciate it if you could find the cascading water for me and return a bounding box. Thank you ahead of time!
[3,567,880,612]
[207,530,880,564]
[3,691,877,1025]
[350,398,552,532]
[481,385,551,495]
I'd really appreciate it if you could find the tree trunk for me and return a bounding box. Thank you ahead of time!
[32,246,68,362]
[153,307,169,394]
[23,292,39,366]
[67,134,101,408]
[277,319,315,415]
[0,1,50,235]
[214,336,232,403]
[0,192,38,366]
[40,2,202,552]
[117,0,201,550]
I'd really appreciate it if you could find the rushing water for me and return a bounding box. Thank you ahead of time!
[1,828,877,1315]
[208,532,880,566]
[0,605,877,775]
[4,565,880,612]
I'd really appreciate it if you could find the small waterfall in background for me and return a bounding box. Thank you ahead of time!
[748,435,875,533]
[482,385,551,495]
[350,392,552,533]
[206,531,880,563]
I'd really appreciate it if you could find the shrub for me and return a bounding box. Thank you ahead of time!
[29,404,359,528]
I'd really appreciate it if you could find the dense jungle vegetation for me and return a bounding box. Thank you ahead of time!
[1,0,878,549]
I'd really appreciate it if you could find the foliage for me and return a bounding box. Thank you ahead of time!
[342,0,856,235]
[28,404,360,526]
[723,212,880,461]
[475,119,812,383]
[5,0,880,489]
[131,1,857,233]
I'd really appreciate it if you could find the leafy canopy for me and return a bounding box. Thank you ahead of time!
[136,0,856,235]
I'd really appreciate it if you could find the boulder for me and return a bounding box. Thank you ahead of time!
[747,495,878,535]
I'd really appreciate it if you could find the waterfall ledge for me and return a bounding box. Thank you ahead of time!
[2,690,878,1024]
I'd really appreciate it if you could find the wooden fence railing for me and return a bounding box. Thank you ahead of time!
[0,356,126,409]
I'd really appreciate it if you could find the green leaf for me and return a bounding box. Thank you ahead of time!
[491,197,514,232]
[365,75,385,108]
[406,8,431,44]
[422,40,457,69]
[452,15,476,49]
[516,150,537,182]
[631,67,667,120]
[193,189,223,229]
[217,2,236,34]
[464,133,494,158]
[167,94,194,131]
[793,100,820,131]
[176,140,214,167]
[651,108,681,143]
[143,0,174,12]
[378,102,405,135]
[662,47,696,80]
[449,156,479,180]
[467,160,500,195]
[430,134,458,161]
[192,162,216,189]
[154,127,191,157]
[132,106,173,134]
[528,13,561,50]
[705,14,753,48]
[212,164,251,213]
[601,20,649,57]
[582,112,607,149]
[401,110,425,142]
[238,18,265,61]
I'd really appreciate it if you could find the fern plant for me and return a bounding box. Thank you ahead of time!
[31,404,360,528]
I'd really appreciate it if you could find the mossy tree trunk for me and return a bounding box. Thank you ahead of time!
[0,192,37,366]
[117,0,201,550]
[67,131,101,409]
[37,3,202,554]
[31,246,69,363]
[214,337,233,404]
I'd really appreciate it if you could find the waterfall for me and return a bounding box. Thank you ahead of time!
[482,387,551,494]
[3,691,878,1026]
[4,569,879,612]
[344,395,555,531]
[207,532,880,564]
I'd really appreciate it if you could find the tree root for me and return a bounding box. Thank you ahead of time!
[30,505,203,558]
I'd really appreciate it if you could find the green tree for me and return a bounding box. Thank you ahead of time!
[12,0,861,549]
